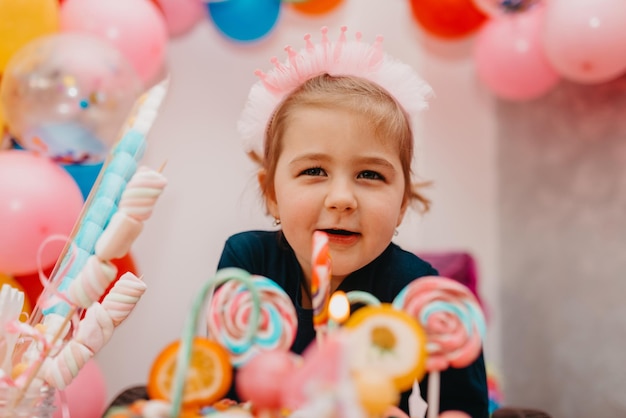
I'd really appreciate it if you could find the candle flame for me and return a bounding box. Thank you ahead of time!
[329,291,350,324]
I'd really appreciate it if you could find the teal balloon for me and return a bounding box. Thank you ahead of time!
[207,0,281,42]
[62,161,103,200]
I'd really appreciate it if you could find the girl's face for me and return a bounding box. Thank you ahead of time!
[262,106,408,284]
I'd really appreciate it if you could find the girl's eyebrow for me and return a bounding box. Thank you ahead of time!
[357,156,397,171]
[289,154,397,170]
[288,153,328,165]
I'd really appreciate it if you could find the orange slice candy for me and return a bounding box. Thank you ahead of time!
[147,337,233,410]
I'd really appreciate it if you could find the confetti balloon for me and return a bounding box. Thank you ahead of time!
[0,33,142,163]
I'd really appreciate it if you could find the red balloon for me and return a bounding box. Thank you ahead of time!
[13,266,51,310]
[99,252,140,303]
[410,0,488,39]
[13,252,139,310]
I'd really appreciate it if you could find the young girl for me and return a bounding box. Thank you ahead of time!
[217,27,488,417]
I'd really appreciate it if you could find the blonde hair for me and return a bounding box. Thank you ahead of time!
[248,74,431,214]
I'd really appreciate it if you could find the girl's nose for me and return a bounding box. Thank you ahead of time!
[324,179,357,211]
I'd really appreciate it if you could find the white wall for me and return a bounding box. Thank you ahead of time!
[96,0,500,402]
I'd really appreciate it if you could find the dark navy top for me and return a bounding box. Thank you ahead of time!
[217,230,489,417]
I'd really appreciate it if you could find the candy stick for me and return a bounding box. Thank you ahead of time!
[311,231,331,344]
[345,290,381,307]
[170,268,262,418]
[11,78,170,407]
[392,276,486,418]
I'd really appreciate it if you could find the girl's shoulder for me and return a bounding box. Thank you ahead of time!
[375,244,439,300]
[384,243,439,276]
[224,230,286,253]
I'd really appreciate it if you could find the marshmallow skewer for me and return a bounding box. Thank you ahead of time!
[12,78,169,407]
[95,166,167,261]
[32,77,169,323]
[66,166,166,309]
[41,272,147,389]
[16,165,165,393]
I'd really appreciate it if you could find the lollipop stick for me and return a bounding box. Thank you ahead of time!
[426,370,440,418]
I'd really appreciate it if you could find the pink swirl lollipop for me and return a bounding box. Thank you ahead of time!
[392,276,486,372]
[206,275,297,367]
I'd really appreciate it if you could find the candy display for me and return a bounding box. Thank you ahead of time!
[96,230,486,417]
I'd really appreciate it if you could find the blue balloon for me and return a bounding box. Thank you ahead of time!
[207,0,281,42]
[62,161,104,200]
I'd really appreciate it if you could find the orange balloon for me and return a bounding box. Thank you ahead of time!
[410,0,487,40]
[0,273,33,320]
[290,0,344,15]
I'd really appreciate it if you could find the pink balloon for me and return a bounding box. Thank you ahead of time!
[60,0,168,85]
[236,350,296,410]
[155,0,204,37]
[53,360,107,418]
[543,0,626,84]
[474,6,560,101]
[0,150,84,275]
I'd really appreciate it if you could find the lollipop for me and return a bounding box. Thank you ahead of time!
[392,276,486,371]
[206,275,297,367]
[392,276,486,418]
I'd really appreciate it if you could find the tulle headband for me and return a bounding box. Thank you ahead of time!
[237,26,435,156]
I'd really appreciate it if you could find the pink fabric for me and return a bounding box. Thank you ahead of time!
[417,252,488,320]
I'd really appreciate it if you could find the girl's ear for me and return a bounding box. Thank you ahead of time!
[257,169,279,218]
[396,198,408,227]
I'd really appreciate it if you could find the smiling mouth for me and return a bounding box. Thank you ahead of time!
[321,229,359,237]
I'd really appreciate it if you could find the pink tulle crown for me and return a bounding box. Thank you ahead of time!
[238,26,435,156]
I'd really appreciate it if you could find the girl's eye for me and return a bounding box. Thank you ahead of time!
[300,167,325,176]
[358,170,385,181]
